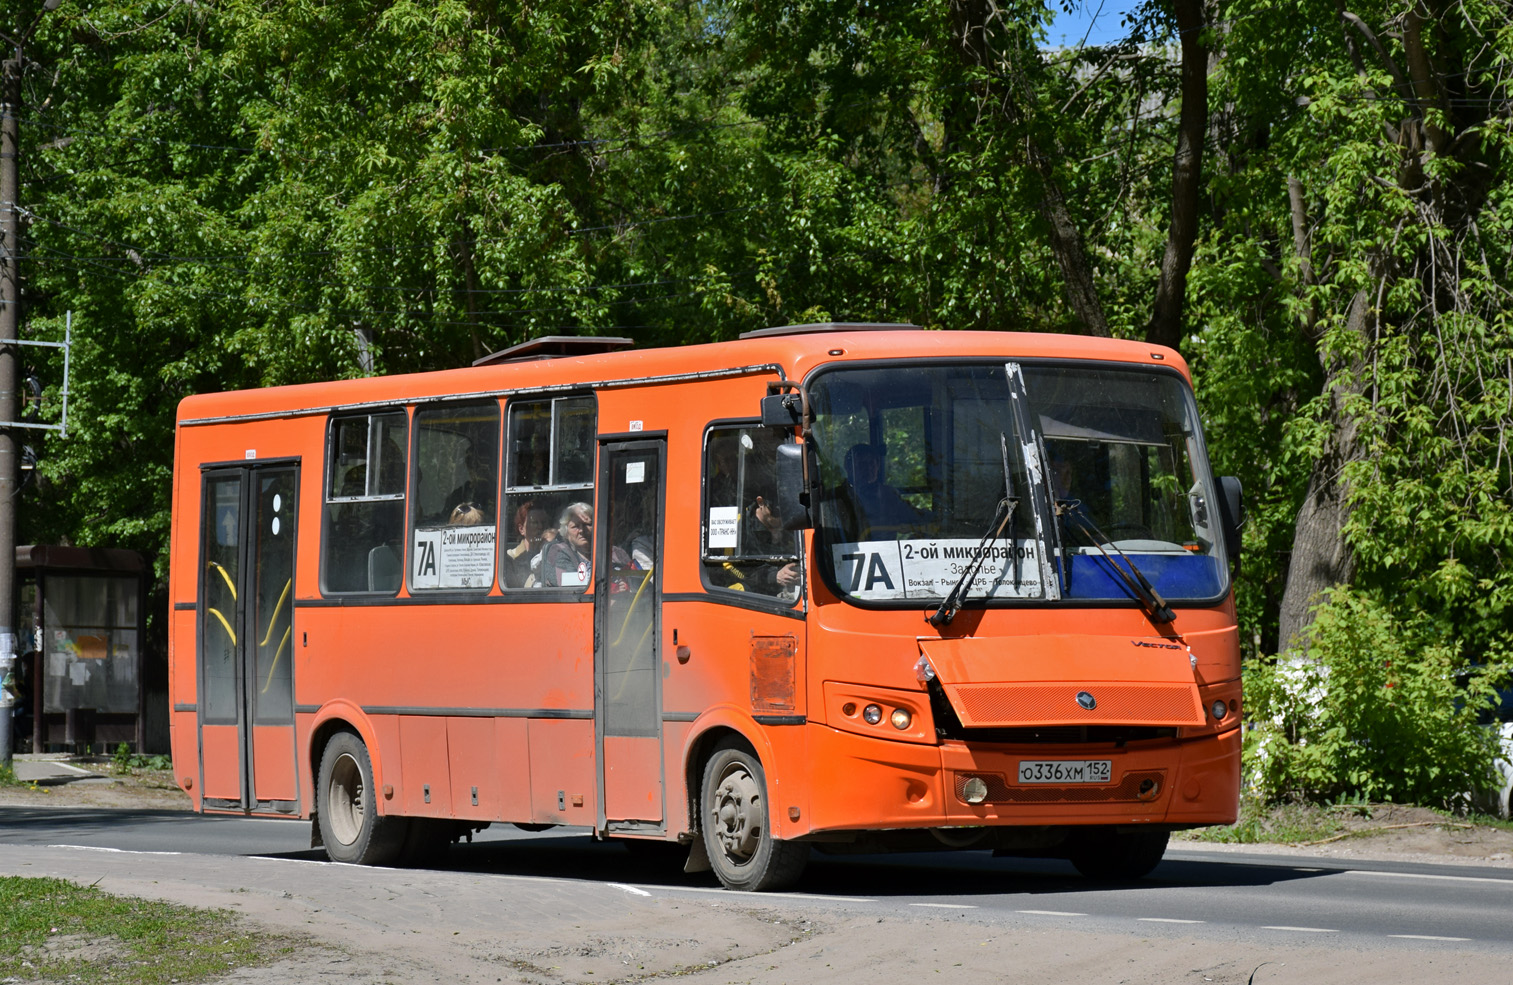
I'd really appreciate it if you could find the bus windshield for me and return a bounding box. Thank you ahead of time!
[809,361,1228,607]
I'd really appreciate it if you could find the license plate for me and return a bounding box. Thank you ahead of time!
[1017,760,1112,784]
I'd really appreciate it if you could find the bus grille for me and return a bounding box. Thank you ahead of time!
[956,725,1176,745]
[954,769,1167,805]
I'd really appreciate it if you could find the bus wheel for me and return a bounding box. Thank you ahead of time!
[1067,828,1169,881]
[317,732,406,865]
[700,744,808,891]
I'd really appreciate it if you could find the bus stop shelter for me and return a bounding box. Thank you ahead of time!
[13,546,149,754]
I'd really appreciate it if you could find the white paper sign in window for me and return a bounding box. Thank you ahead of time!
[707,506,740,549]
[412,525,497,590]
[832,539,1044,600]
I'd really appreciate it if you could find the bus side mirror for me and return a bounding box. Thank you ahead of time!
[1217,476,1244,563]
[774,442,813,531]
[760,393,802,428]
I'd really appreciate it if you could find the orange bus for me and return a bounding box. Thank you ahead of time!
[168,324,1243,889]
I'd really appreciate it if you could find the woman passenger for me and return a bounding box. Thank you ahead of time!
[503,500,551,588]
[539,502,593,587]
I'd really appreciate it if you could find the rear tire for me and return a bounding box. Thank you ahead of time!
[317,731,407,865]
[700,743,808,891]
[1067,828,1169,881]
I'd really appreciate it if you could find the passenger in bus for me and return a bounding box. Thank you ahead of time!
[703,430,800,598]
[840,443,921,536]
[739,497,800,596]
[540,502,593,587]
[448,502,486,526]
[446,446,496,522]
[503,500,551,588]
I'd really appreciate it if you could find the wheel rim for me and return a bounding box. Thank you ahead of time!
[327,751,365,846]
[710,761,763,864]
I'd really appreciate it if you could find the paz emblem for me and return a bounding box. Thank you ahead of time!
[1075,691,1097,711]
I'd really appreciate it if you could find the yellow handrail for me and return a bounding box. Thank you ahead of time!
[260,625,291,694]
[258,578,291,647]
[206,607,236,645]
[610,567,654,647]
[208,561,237,600]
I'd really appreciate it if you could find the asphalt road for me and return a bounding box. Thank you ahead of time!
[3,804,1511,955]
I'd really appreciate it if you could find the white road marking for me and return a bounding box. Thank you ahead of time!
[1350,870,1513,887]
[662,885,876,903]
[1388,935,1472,942]
[1138,918,1204,924]
[911,903,978,909]
[1016,909,1086,917]
[608,883,652,897]
[49,845,184,856]
[1262,926,1338,933]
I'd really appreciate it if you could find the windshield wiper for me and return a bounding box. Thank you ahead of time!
[1058,503,1176,625]
[929,433,1018,627]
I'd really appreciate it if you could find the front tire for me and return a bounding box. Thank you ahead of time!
[1067,827,1169,881]
[317,731,407,865]
[700,742,808,891]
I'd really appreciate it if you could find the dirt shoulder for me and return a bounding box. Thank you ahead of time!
[2,760,193,811]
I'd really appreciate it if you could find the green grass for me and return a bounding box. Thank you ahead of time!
[1179,799,1346,844]
[1180,797,1513,845]
[0,761,35,789]
[0,876,304,984]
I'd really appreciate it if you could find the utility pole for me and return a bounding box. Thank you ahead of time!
[0,0,58,767]
[0,26,23,770]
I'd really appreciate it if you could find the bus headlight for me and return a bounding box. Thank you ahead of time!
[863,704,883,725]
[890,708,912,730]
[962,777,989,804]
[1210,700,1228,721]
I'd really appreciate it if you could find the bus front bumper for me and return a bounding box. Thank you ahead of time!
[799,724,1240,835]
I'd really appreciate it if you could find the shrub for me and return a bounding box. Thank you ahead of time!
[1243,589,1506,807]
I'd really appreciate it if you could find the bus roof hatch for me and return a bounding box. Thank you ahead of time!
[473,335,635,366]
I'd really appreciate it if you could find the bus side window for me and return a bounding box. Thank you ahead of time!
[701,426,802,602]
[322,410,408,594]
[501,394,597,590]
[408,401,501,593]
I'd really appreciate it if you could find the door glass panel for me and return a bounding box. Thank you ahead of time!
[201,475,241,724]
[601,450,659,737]
[253,470,296,724]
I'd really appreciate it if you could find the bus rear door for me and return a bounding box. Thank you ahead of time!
[196,463,300,814]
[595,439,665,833]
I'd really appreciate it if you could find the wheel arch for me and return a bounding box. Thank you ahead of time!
[681,708,779,839]
[306,701,395,816]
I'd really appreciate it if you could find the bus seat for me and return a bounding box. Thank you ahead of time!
[368,544,401,592]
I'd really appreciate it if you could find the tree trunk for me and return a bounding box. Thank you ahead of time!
[1276,289,1369,650]
[1145,0,1208,352]
[948,0,1109,337]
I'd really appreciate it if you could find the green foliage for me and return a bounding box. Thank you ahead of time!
[1182,796,1344,844]
[0,876,299,984]
[1243,589,1507,807]
[111,743,170,773]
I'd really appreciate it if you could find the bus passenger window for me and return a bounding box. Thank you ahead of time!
[501,395,597,590]
[322,411,407,594]
[408,401,500,592]
[701,426,802,602]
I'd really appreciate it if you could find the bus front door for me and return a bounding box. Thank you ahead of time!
[196,465,300,814]
[594,440,665,833]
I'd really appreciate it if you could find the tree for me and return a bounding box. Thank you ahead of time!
[1195,0,1513,652]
